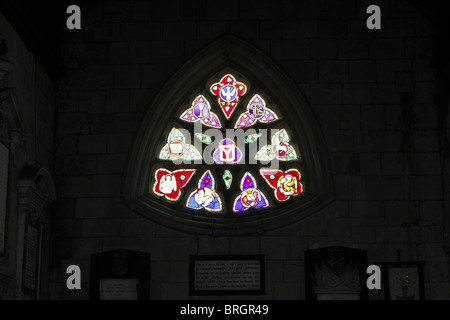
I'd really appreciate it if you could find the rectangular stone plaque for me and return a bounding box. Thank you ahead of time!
[90,249,150,300]
[189,255,265,296]
[99,278,138,300]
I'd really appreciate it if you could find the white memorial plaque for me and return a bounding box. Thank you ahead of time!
[99,278,138,300]
[190,256,265,295]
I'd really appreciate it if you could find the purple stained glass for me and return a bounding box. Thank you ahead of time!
[200,171,214,189]
[213,138,243,164]
[241,173,255,190]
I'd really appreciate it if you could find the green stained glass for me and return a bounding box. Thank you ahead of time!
[195,133,212,144]
[223,170,232,189]
[245,133,262,144]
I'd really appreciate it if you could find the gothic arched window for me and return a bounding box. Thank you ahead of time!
[124,36,334,235]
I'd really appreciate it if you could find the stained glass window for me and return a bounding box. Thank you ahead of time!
[151,72,304,215]
[180,95,222,128]
[255,129,297,161]
[186,170,222,212]
[159,128,202,161]
[235,94,278,129]
[233,172,268,212]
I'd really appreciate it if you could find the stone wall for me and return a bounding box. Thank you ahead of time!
[52,0,449,299]
[0,11,57,298]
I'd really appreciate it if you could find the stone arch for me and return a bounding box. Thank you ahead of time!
[123,35,334,235]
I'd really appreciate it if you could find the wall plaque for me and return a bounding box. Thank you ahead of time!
[305,246,369,300]
[90,249,150,300]
[99,278,138,300]
[189,255,265,296]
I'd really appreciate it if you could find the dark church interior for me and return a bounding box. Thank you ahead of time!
[0,0,450,304]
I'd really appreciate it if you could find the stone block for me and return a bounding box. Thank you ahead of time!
[262,20,318,39]
[273,282,302,300]
[161,283,189,300]
[283,260,304,283]
[333,175,353,200]
[197,21,226,39]
[366,176,408,200]
[226,20,259,40]
[311,84,342,105]
[417,244,449,262]
[318,61,348,83]
[120,22,163,41]
[381,153,406,175]
[271,39,310,60]
[115,112,142,133]
[163,22,196,40]
[330,153,360,175]
[162,237,197,260]
[87,113,116,134]
[57,176,92,198]
[102,237,140,252]
[412,131,439,152]
[350,201,383,218]
[384,201,414,225]
[147,40,184,63]
[324,130,354,152]
[369,39,405,59]
[84,65,115,90]
[413,175,442,200]
[266,260,283,282]
[107,133,133,153]
[81,219,122,237]
[313,105,339,129]
[79,90,106,113]
[129,88,156,113]
[351,226,377,244]
[376,59,411,82]
[327,217,352,237]
[114,64,141,89]
[279,60,318,84]
[91,175,122,197]
[374,131,402,152]
[105,89,131,113]
[51,219,82,237]
[71,237,103,259]
[405,38,436,59]
[376,226,408,243]
[350,60,376,83]
[198,237,229,255]
[318,18,347,38]
[109,42,129,64]
[141,63,178,89]
[78,134,107,154]
[371,83,401,104]
[52,198,76,219]
[128,41,150,64]
[360,153,381,175]
[229,237,260,255]
[310,39,336,59]
[75,42,109,66]
[414,104,438,130]
[337,39,369,59]
[352,176,367,200]
[396,71,414,93]
[57,155,97,175]
[343,84,371,105]
[419,201,443,225]
[58,113,86,135]
[261,237,290,259]
[97,153,128,174]
[94,23,121,42]
[76,198,114,219]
